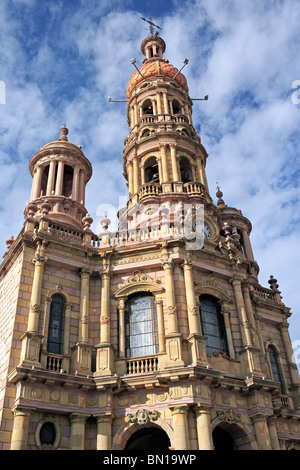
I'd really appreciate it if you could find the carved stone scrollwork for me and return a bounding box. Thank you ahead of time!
[126,409,159,425]
[217,409,241,424]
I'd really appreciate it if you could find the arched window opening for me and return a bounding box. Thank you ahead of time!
[125,293,158,358]
[200,295,229,356]
[141,129,151,139]
[142,99,153,115]
[144,157,159,183]
[47,294,65,355]
[40,422,56,446]
[268,345,285,394]
[125,427,171,451]
[172,99,181,115]
[62,165,73,197]
[179,157,193,183]
[212,427,237,450]
[40,165,49,197]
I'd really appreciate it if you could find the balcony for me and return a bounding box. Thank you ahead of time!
[126,356,159,375]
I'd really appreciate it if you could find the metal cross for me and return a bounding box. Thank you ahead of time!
[141,16,161,36]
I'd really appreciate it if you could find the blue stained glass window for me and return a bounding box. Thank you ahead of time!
[200,295,229,356]
[47,294,65,355]
[125,294,158,358]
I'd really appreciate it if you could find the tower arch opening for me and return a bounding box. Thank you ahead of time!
[124,426,171,451]
[144,156,159,183]
[142,99,153,115]
[179,156,193,183]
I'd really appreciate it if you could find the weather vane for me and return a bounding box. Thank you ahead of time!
[141,16,161,36]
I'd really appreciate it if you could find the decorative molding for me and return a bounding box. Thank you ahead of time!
[125,409,159,425]
[116,270,164,298]
[216,408,241,424]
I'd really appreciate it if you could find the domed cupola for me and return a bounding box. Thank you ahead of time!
[24,126,93,231]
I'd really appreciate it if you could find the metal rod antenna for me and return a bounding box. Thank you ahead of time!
[108,97,128,103]
[131,58,144,78]
[172,59,189,80]
[191,95,209,101]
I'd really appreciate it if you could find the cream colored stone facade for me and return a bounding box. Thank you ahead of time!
[0,34,299,451]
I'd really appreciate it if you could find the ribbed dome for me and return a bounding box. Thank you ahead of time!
[126,60,189,99]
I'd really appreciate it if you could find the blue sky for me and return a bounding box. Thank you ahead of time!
[1,0,300,367]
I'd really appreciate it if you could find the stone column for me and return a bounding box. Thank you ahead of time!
[155,299,165,353]
[72,165,80,201]
[96,267,114,375]
[69,413,89,450]
[79,269,91,344]
[156,92,162,114]
[10,407,32,450]
[100,271,111,344]
[162,91,169,114]
[250,413,272,450]
[219,301,235,358]
[28,250,47,333]
[170,143,180,182]
[151,98,157,115]
[230,276,252,347]
[162,259,178,335]
[133,157,139,194]
[242,283,260,349]
[46,160,56,196]
[169,405,190,450]
[55,160,64,196]
[182,260,200,335]
[162,259,183,366]
[160,143,169,183]
[280,322,300,386]
[128,161,134,197]
[96,414,114,450]
[267,416,280,450]
[118,297,126,358]
[242,229,254,261]
[31,165,43,200]
[79,169,85,205]
[194,405,214,450]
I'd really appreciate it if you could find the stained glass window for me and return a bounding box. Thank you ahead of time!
[47,294,65,355]
[125,294,158,358]
[268,345,285,394]
[200,295,229,356]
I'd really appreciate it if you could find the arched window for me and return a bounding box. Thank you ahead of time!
[62,165,73,197]
[40,165,49,196]
[125,293,158,358]
[40,422,56,446]
[172,99,181,115]
[142,99,153,115]
[144,156,159,183]
[200,295,229,356]
[47,294,65,355]
[268,345,285,394]
[179,156,193,183]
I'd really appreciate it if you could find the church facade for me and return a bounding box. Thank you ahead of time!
[0,33,299,451]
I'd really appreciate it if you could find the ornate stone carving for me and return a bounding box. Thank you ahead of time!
[125,409,159,425]
[118,270,161,289]
[217,409,241,424]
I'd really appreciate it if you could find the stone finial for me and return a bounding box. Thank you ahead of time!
[58,124,69,142]
[6,236,14,250]
[216,183,225,208]
[82,213,93,231]
[268,275,280,292]
[100,214,111,231]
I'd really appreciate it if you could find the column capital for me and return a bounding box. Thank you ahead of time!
[169,142,177,149]
[229,275,243,286]
[155,298,163,307]
[94,412,115,424]
[69,413,90,424]
[169,404,189,416]
[159,142,168,150]
[249,412,268,424]
[194,404,213,417]
[80,267,92,279]
[182,258,193,270]
[32,254,47,265]
[12,406,34,418]
[162,257,173,270]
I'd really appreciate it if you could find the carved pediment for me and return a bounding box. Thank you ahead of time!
[115,270,164,298]
[195,275,231,302]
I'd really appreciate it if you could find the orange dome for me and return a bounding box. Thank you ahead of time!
[126,60,189,99]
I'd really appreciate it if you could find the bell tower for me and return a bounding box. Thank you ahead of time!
[123,33,210,219]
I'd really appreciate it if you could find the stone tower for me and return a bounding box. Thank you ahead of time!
[0,33,299,451]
